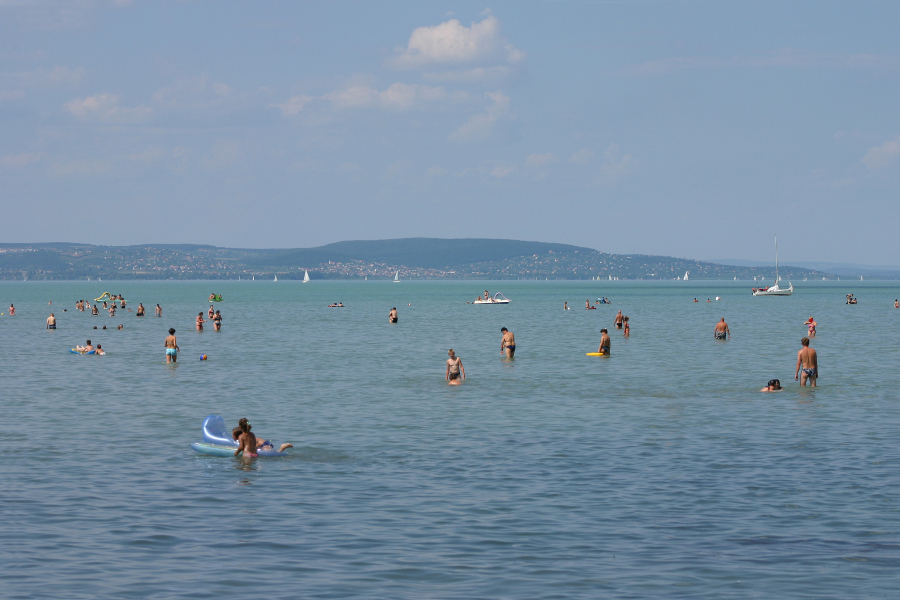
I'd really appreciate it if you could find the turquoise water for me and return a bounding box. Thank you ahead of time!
[1,280,897,599]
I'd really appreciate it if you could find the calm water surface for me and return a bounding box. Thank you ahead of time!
[1,280,898,599]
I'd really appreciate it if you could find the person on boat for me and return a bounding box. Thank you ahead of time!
[46,313,56,329]
[234,418,258,458]
[805,317,816,337]
[76,339,94,353]
[622,316,630,338]
[209,293,216,302]
[446,349,465,385]
[475,296,481,303]
[136,303,145,317]
[165,328,179,363]
[615,310,624,329]
[232,425,293,453]
[714,318,730,340]
[500,327,516,358]
[597,329,611,356]
[196,313,206,330]
[155,304,162,317]
[484,290,490,302]
[761,379,782,392]
[208,305,215,319]
[389,307,398,323]
[96,344,105,356]
[795,337,818,387]
[213,311,222,331]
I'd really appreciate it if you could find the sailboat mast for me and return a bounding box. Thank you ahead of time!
[775,236,779,282]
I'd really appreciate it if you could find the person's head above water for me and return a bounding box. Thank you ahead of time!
[600,328,608,334]
[168,328,175,334]
[232,427,242,440]
[767,379,781,389]
[86,339,91,345]
[801,337,810,347]
[500,327,508,332]
[238,418,251,433]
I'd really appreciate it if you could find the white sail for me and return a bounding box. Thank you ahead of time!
[274,275,278,282]
[684,271,689,281]
[303,270,310,283]
[752,236,793,296]
[393,271,400,283]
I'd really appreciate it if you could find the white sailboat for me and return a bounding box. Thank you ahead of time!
[393,271,400,283]
[274,275,278,282]
[303,270,310,283]
[752,236,792,296]
[683,271,689,281]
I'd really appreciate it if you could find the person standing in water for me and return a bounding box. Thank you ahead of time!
[795,337,818,387]
[196,312,206,331]
[46,313,56,329]
[895,299,899,308]
[155,304,162,317]
[208,305,215,319]
[213,310,222,331]
[446,349,465,385]
[389,307,398,323]
[714,318,730,340]
[614,310,624,329]
[500,327,516,358]
[564,301,568,310]
[8,304,14,316]
[136,303,145,317]
[805,317,817,337]
[165,328,179,363]
[234,418,258,458]
[622,316,630,337]
[597,329,611,355]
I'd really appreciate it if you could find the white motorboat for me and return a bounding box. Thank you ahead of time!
[474,292,511,304]
[752,236,792,296]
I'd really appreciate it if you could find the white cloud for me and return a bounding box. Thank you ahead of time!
[64,93,152,123]
[392,15,524,69]
[569,148,595,164]
[424,166,447,178]
[491,164,516,178]
[273,94,313,115]
[422,66,511,83]
[526,153,557,168]
[448,90,511,142]
[862,136,900,170]
[276,83,450,115]
[0,152,42,168]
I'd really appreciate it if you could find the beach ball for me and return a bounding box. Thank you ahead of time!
[200,354,207,360]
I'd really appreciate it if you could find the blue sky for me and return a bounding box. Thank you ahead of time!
[1,1,898,264]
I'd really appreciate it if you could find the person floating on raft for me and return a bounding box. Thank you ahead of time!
[233,418,293,457]
[209,293,223,302]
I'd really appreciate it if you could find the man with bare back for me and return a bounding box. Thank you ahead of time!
[795,337,818,387]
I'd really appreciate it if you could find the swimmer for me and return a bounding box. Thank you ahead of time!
[96,344,105,356]
[564,301,568,310]
[109,304,116,317]
[760,379,782,392]
[92,304,99,316]
[209,293,216,302]
[117,324,123,330]
[213,310,222,331]
[714,318,730,340]
[102,326,107,330]
[895,299,899,308]
[693,298,698,303]
[155,304,162,317]
[446,349,465,385]
[795,337,818,387]
[614,310,624,329]
[586,299,590,309]
[622,316,629,337]
[46,313,56,329]
[196,312,206,331]
[597,329,610,355]
[706,298,712,302]
[231,426,293,453]
[500,327,515,358]
[8,304,14,316]
[208,305,215,319]
[136,303,145,317]
[234,418,258,458]
[76,339,94,353]
[389,307,398,323]
[165,328,179,363]
[804,316,817,337]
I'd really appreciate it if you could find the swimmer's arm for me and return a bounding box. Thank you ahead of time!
[445,363,450,380]
[459,360,465,379]
[795,353,802,379]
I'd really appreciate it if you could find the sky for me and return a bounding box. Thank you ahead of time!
[1,1,898,264]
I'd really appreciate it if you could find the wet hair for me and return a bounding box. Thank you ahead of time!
[623,316,629,322]
[801,337,810,346]
[500,327,508,332]
[600,328,608,333]
[238,418,251,433]
[96,344,102,350]
[768,379,781,389]
[168,328,175,334]
[102,326,107,329]
[86,339,92,344]
[93,326,97,329]
[232,427,243,440]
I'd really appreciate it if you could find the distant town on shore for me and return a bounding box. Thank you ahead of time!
[0,238,875,281]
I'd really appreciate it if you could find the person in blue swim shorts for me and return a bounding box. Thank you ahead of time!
[165,328,179,363]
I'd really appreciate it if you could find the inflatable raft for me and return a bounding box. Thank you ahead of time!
[70,348,96,355]
[190,414,288,457]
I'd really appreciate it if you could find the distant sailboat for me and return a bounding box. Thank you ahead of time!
[303,270,310,283]
[274,275,278,282]
[393,271,400,283]
[683,271,689,281]
[752,236,793,296]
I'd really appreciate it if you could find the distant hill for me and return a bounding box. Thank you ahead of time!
[0,238,847,280]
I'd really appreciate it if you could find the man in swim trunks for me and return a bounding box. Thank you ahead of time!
[136,303,145,317]
[795,337,818,387]
[165,328,179,363]
[615,310,624,329]
[389,307,398,323]
[91,304,99,316]
[500,327,516,358]
[446,349,465,385]
[714,318,730,340]
[76,339,94,353]
[598,329,610,355]
[47,313,56,329]
[155,304,162,317]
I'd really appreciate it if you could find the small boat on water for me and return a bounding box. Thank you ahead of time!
[684,271,689,281]
[474,292,511,304]
[752,236,792,296]
[303,270,310,283]
[393,271,400,283]
[274,275,278,282]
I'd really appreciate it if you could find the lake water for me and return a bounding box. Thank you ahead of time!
[1,280,897,599]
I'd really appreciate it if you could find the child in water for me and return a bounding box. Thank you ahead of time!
[232,421,293,454]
